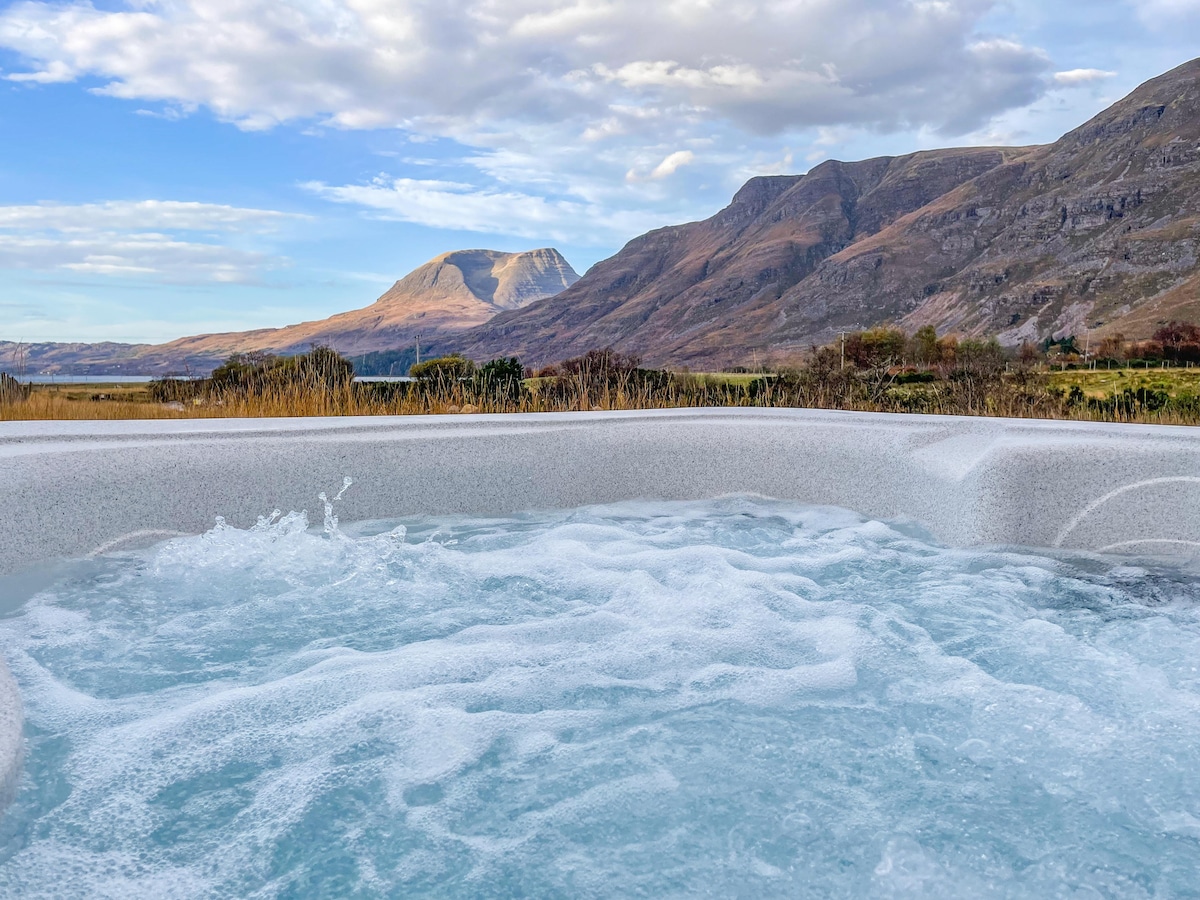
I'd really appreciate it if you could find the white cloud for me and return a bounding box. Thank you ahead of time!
[0,201,300,282]
[0,1,1053,140]
[651,150,695,179]
[1134,0,1200,24]
[1054,68,1118,85]
[626,150,696,182]
[303,176,674,244]
[594,60,767,91]
[0,0,1064,248]
[0,200,300,233]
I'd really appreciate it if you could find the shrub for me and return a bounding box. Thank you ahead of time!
[410,354,475,383]
[474,357,525,402]
[209,346,354,397]
[1171,391,1200,417]
[894,369,937,385]
[147,376,204,403]
[559,348,668,391]
[209,351,277,395]
[273,345,354,392]
[559,348,641,382]
[844,327,907,368]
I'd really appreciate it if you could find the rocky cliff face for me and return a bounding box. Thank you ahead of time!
[455,148,1019,366]
[456,57,1200,368]
[5,248,578,373]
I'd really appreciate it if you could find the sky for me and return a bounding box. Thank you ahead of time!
[0,0,1197,345]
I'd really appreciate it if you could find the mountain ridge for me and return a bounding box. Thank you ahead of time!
[449,56,1200,368]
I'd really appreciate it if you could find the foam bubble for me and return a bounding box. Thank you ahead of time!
[1,497,1199,897]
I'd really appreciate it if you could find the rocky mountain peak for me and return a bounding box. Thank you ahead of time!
[378,248,579,313]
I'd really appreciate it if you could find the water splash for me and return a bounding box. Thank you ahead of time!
[318,476,355,535]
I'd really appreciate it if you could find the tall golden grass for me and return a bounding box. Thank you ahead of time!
[4,373,1200,426]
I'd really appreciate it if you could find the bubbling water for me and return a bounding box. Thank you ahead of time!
[1,496,1200,898]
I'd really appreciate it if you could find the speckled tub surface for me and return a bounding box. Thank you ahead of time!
[4,408,1200,580]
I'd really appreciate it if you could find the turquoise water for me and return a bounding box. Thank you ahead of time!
[1,497,1199,897]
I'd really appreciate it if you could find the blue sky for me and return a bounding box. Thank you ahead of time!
[0,0,1197,344]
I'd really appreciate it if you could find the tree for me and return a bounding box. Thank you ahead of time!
[1152,322,1200,364]
[911,325,941,365]
[844,327,907,368]
[1018,341,1042,365]
[1096,334,1127,362]
[1153,321,1200,347]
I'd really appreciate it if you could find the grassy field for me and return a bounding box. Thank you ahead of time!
[4,382,185,420]
[684,372,771,387]
[1046,366,1200,399]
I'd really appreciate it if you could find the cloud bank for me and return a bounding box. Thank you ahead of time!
[0,201,300,282]
[0,1,1140,244]
[0,0,1054,136]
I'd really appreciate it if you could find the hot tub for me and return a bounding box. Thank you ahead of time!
[2,409,1199,895]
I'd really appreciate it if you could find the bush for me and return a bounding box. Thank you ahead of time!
[209,351,276,395]
[410,354,475,383]
[474,357,525,402]
[1171,391,1200,417]
[147,376,204,403]
[274,345,354,391]
[209,346,354,397]
[894,368,937,385]
[559,348,669,391]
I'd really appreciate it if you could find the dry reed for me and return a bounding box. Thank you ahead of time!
[4,370,1199,426]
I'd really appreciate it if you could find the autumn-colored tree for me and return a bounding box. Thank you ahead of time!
[911,325,941,365]
[844,327,907,367]
[1153,322,1200,347]
[1095,334,1127,361]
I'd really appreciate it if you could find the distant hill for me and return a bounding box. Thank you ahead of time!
[2,248,578,374]
[452,57,1200,369]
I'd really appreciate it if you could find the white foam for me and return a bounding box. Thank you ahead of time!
[1,497,1199,896]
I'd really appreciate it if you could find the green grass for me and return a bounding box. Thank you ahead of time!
[1046,366,1200,399]
[683,373,772,387]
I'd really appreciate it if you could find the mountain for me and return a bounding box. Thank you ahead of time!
[3,248,578,374]
[453,57,1200,368]
[146,247,578,366]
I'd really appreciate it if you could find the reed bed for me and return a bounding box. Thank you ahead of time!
[5,370,1200,426]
